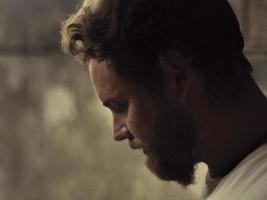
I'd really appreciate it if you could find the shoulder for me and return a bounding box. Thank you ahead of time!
[206,143,267,200]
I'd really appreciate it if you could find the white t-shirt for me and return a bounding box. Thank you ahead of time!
[202,143,267,200]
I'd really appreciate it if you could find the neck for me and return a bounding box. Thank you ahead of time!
[202,77,267,178]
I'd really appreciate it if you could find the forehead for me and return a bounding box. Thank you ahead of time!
[89,59,134,100]
[89,59,117,89]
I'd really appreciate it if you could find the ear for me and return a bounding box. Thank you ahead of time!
[159,49,192,88]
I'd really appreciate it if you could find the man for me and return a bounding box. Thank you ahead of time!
[61,0,267,199]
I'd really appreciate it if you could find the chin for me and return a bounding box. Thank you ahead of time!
[145,153,196,187]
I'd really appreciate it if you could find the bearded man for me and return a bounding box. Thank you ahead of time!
[61,0,267,199]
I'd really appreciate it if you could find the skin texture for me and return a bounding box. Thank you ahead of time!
[89,51,267,186]
[61,0,267,190]
[89,57,200,185]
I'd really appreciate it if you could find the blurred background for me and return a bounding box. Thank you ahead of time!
[0,0,266,200]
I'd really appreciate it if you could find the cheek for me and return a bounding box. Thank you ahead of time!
[126,102,157,142]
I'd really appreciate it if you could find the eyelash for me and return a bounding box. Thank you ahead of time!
[109,102,128,113]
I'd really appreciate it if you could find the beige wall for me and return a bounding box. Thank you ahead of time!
[0,1,266,200]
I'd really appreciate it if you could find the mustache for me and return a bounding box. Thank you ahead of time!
[128,137,144,149]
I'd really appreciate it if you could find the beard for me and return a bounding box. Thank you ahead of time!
[143,103,197,186]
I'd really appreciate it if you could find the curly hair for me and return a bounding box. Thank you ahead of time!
[61,0,252,88]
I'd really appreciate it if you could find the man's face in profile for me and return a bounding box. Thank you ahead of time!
[89,58,197,186]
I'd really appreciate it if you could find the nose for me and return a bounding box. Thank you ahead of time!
[113,126,132,141]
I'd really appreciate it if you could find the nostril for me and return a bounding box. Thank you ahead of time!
[128,134,134,141]
[113,126,130,141]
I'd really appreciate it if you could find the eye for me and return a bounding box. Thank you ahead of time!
[110,102,128,113]
[103,100,129,114]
